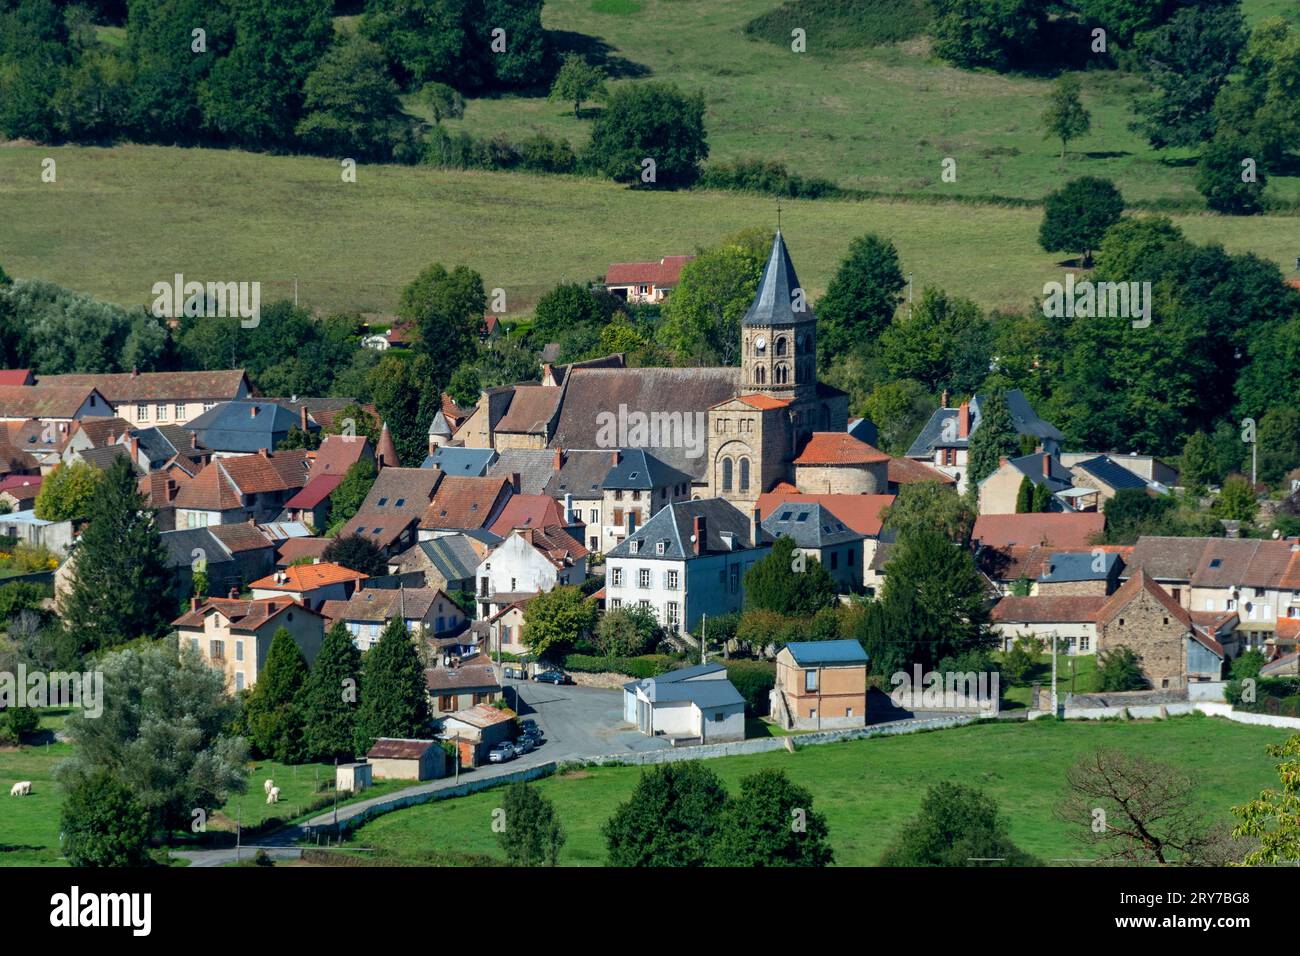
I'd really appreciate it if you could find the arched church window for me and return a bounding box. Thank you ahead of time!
[755,366,766,385]
[722,457,733,492]
[739,458,750,492]
[775,364,788,384]
[775,337,787,357]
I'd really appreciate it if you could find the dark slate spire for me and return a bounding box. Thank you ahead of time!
[742,231,814,327]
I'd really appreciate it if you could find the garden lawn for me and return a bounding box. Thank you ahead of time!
[344,715,1294,866]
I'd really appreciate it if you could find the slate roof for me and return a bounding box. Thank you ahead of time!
[393,534,492,582]
[186,401,304,453]
[544,449,616,501]
[972,513,1105,551]
[75,445,140,473]
[1074,455,1150,491]
[1038,551,1120,583]
[906,389,1062,458]
[794,432,890,466]
[131,424,206,470]
[755,491,894,538]
[762,502,864,548]
[784,640,869,666]
[742,232,814,327]
[548,367,738,481]
[628,665,746,708]
[606,498,760,560]
[159,527,235,570]
[36,369,248,403]
[489,448,560,495]
[602,448,691,491]
[1006,452,1074,491]
[424,446,497,476]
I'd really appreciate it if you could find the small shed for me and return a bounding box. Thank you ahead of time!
[336,761,373,793]
[442,704,516,767]
[364,738,448,781]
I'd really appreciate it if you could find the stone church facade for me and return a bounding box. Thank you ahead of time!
[704,232,849,508]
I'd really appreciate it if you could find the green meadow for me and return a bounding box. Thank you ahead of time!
[344,716,1294,866]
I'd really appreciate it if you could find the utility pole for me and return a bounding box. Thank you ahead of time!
[293,274,299,308]
[700,613,707,665]
[907,272,914,319]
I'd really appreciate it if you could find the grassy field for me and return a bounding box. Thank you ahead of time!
[0,710,406,866]
[3,144,1298,318]
[1000,651,1101,709]
[344,715,1293,866]
[423,0,1300,207]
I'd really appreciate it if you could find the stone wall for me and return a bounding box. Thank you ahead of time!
[1097,588,1187,689]
[794,460,887,495]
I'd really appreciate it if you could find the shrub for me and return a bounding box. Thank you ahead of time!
[724,660,776,715]
[563,653,677,679]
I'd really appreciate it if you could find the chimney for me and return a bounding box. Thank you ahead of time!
[130,366,139,378]
[751,506,762,547]
[564,492,574,523]
[692,515,706,556]
[958,402,970,439]
[998,456,1009,470]
[611,450,621,467]
[227,587,239,599]
[510,471,520,493]
[553,448,563,471]
[250,404,259,418]
[129,436,139,461]
[1042,455,1052,478]
[258,448,270,458]
[940,388,950,408]
[300,405,310,432]
[190,596,200,611]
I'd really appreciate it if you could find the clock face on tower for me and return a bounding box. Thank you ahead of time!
[754,336,766,352]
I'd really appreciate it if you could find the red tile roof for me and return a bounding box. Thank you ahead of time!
[755,491,895,537]
[0,384,106,419]
[448,703,515,728]
[887,456,956,485]
[249,562,367,593]
[308,434,370,481]
[366,738,438,760]
[794,432,891,466]
[972,513,1105,551]
[1280,548,1300,590]
[495,386,562,435]
[174,450,311,511]
[489,494,567,536]
[731,394,790,411]
[511,525,589,566]
[420,476,512,532]
[605,255,694,288]
[276,537,330,567]
[35,369,248,403]
[0,369,33,386]
[1275,618,1300,642]
[991,595,1106,623]
[173,596,320,632]
[286,474,343,509]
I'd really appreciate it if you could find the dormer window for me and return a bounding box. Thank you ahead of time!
[630,540,640,554]
[656,540,666,555]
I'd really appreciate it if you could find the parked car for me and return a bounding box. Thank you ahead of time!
[502,664,527,680]
[488,742,516,763]
[534,669,572,685]
[519,718,541,737]
[512,735,535,754]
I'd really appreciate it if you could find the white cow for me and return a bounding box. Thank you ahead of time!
[263,778,275,795]
[266,786,281,805]
[10,781,32,797]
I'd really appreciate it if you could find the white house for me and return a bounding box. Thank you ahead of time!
[474,526,588,618]
[604,498,771,635]
[622,662,745,743]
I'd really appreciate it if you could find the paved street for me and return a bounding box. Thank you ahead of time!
[503,677,672,760]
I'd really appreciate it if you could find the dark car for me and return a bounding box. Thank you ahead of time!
[534,670,572,685]
[519,718,541,737]
[512,735,535,754]
[488,742,516,763]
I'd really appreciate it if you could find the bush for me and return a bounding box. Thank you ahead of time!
[563,653,677,680]
[698,158,840,199]
[724,660,776,716]
[745,0,930,49]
